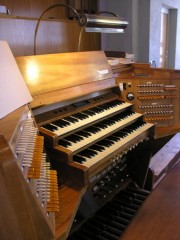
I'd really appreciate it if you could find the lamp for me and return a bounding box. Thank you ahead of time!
[78,12,128,33]
[34,3,128,55]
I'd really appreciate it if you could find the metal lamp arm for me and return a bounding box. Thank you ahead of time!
[34,3,80,55]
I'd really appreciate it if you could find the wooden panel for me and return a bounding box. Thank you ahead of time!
[0,105,28,143]
[16,51,115,108]
[1,0,73,18]
[0,0,100,56]
[131,63,180,78]
[148,133,180,188]
[29,78,116,108]
[55,182,86,239]
[0,16,100,56]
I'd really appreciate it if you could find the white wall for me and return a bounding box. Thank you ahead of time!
[98,0,133,53]
[149,0,180,68]
[99,0,180,69]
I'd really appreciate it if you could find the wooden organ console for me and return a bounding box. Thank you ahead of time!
[1,49,180,240]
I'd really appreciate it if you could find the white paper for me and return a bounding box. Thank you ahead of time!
[0,41,32,119]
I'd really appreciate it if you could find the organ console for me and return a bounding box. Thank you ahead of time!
[1,48,180,240]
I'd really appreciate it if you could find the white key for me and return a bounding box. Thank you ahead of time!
[78,123,153,168]
[66,113,142,152]
[43,102,132,136]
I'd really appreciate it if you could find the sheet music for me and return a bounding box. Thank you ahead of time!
[0,41,32,119]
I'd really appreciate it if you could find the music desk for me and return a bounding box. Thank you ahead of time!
[120,162,180,240]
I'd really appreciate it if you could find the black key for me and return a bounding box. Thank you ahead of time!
[121,127,134,134]
[65,134,83,143]
[85,126,101,134]
[76,130,91,138]
[111,99,122,105]
[64,116,79,123]
[82,110,96,116]
[90,144,105,152]
[73,155,86,163]
[79,149,97,158]
[110,134,121,141]
[101,99,122,110]
[113,131,127,138]
[98,139,114,147]
[42,123,58,131]
[72,112,89,120]
[53,119,70,127]
[94,123,108,129]
[106,136,119,142]
[58,139,72,147]
[100,102,112,110]
[102,119,116,126]
[89,106,104,114]
[110,111,133,122]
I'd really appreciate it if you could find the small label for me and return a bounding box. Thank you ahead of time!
[97,69,109,75]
